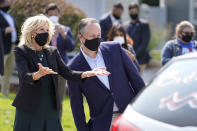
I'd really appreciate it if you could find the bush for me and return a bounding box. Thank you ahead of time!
[9,0,87,49]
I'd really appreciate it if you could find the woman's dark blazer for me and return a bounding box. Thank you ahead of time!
[12,45,82,112]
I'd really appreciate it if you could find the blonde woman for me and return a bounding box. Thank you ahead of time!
[13,14,110,131]
[161,21,197,65]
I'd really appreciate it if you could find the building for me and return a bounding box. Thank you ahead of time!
[164,0,197,38]
[66,0,137,22]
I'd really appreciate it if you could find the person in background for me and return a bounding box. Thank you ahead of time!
[13,14,109,131]
[0,29,4,79]
[67,18,145,131]
[99,2,123,41]
[124,2,151,75]
[0,0,18,97]
[45,2,75,120]
[161,21,197,65]
[107,24,140,71]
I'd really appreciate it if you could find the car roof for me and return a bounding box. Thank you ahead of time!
[172,52,197,60]
[163,52,197,69]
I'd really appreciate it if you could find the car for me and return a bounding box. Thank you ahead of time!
[111,52,197,131]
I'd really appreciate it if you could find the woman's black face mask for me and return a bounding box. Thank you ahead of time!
[181,32,194,43]
[35,32,49,46]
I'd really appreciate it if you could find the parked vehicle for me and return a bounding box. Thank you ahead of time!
[112,52,197,131]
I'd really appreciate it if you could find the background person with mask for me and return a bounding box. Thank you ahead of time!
[0,0,18,97]
[45,3,75,120]
[107,24,140,71]
[99,2,123,41]
[161,21,197,66]
[0,29,4,79]
[67,18,145,131]
[124,2,151,75]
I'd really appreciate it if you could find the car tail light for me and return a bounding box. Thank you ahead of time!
[111,115,141,131]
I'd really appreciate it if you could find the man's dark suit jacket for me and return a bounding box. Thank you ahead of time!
[99,13,113,41]
[68,42,145,131]
[0,13,18,55]
[124,19,151,64]
[12,45,82,112]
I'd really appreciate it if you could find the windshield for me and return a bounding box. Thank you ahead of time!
[132,59,197,127]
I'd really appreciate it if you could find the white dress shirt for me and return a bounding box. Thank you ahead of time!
[0,10,17,43]
[81,47,119,112]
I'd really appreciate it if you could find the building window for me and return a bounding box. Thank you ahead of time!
[189,0,197,24]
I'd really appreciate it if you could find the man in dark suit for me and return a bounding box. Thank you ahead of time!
[0,0,18,97]
[45,3,75,120]
[124,2,151,75]
[67,18,145,131]
[99,2,123,41]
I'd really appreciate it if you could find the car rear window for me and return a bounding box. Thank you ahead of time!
[132,59,197,127]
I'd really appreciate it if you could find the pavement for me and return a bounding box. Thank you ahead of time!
[142,66,161,84]
[142,59,162,84]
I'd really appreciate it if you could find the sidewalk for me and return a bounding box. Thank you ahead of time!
[142,59,162,84]
[142,66,160,84]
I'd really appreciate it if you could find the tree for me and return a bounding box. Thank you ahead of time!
[10,0,87,47]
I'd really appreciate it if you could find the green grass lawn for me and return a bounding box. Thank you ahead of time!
[151,52,161,60]
[0,93,90,131]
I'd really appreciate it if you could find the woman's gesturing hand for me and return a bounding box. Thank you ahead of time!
[37,63,57,76]
[32,63,57,80]
[81,67,110,78]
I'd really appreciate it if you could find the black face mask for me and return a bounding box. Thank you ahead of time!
[0,5,10,13]
[181,34,193,43]
[84,37,101,51]
[113,14,120,20]
[130,14,138,20]
[35,32,49,46]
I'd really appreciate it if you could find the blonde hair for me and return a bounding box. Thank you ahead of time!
[175,21,195,39]
[19,14,55,49]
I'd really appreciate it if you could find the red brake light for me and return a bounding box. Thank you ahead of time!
[111,115,141,131]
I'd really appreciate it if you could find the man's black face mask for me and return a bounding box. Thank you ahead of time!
[0,5,10,13]
[84,38,101,51]
[130,13,138,20]
[82,34,101,51]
